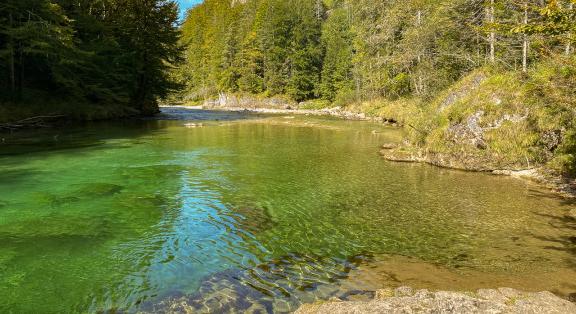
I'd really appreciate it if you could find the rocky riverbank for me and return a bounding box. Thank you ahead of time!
[203,105,373,121]
[169,92,398,122]
[296,287,576,314]
[163,104,374,121]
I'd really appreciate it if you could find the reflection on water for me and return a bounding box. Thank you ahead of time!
[0,108,575,313]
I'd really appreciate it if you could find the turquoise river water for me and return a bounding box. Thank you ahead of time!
[0,108,575,313]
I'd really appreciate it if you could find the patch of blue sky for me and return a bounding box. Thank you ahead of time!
[176,0,203,20]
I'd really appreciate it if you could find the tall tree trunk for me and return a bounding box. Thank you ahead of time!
[346,1,352,25]
[354,67,361,102]
[416,10,423,95]
[417,10,422,65]
[476,32,481,66]
[17,42,24,100]
[567,2,574,55]
[315,0,322,20]
[489,0,495,64]
[522,2,528,73]
[8,13,15,96]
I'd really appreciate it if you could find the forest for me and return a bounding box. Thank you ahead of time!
[0,0,181,121]
[175,0,574,103]
[176,0,576,176]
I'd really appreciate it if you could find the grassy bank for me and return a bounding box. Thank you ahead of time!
[337,56,576,181]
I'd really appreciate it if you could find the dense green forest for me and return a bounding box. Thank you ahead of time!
[176,0,574,103]
[0,0,181,121]
[176,0,576,176]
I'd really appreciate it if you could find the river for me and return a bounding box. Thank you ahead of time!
[0,107,574,313]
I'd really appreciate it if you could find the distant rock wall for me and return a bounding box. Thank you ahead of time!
[203,93,296,110]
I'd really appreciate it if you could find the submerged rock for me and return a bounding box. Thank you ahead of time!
[29,184,124,209]
[0,214,111,241]
[233,205,277,234]
[381,143,398,150]
[74,183,124,198]
[145,253,372,313]
[296,287,576,314]
[33,192,82,207]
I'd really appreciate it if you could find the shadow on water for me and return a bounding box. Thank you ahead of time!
[0,120,163,157]
[531,212,576,301]
[0,107,257,157]
[527,187,576,205]
[533,213,576,267]
[0,168,45,184]
[512,210,576,299]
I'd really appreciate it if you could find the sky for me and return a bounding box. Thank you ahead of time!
[176,0,203,20]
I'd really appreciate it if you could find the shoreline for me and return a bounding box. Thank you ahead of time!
[296,287,576,314]
[160,104,396,123]
[380,145,576,200]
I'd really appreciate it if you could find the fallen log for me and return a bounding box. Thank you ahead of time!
[0,115,66,131]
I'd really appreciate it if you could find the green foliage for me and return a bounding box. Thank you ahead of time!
[0,0,182,119]
[406,56,576,173]
[299,99,332,110]
[512,0,575,36]
[177,0,491,103]
[318,6,353,101]
[176,0,325,102]
[528,55,576,174]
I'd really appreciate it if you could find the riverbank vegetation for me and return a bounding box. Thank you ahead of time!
[175,0,576,177]
[0,0,181,123]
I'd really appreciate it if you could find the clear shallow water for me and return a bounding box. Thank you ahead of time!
[0,108,575,313]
